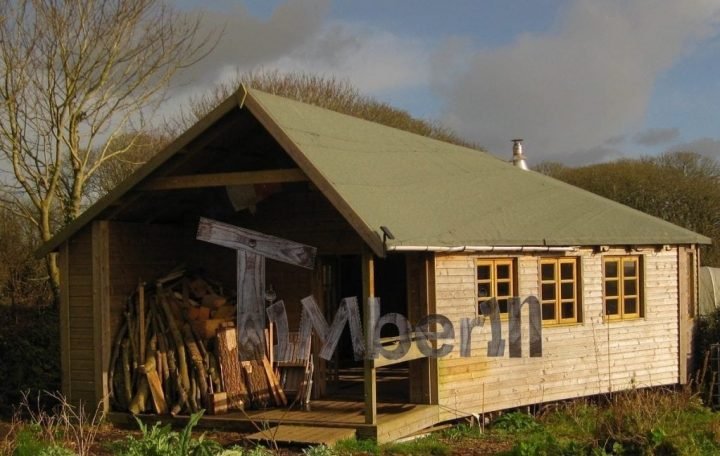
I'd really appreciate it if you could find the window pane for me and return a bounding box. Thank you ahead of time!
[541,263,555,280]
[497,299,508,314]
[497,281,510,297]
[496,264,510,279]
[542,283,556,300]
[624,279,637,296]
[605,280,618,297]
[623,260,636,277]
[560,262,574,279]
[606,299,619,315]
[561,282,574,299]
[561,302,575,319]
[477,265,491,280]
[605,261,618,278]
[624,297,637,314]
[478,284,491,298]
[542,303,556,320]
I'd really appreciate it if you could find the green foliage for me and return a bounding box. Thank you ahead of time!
[442,422,483,441]
[381,435,449,455]
[114,411,221,456]
[334,438,380,455]
[493,412,542,433]
[537,151,720,266]
[0,307,61,418]
[11,425,76,456]
[302,444,338,456]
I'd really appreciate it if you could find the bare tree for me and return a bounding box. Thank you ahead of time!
[0,0,212,300]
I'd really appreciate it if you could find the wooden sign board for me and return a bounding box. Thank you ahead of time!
[197,217,316,270]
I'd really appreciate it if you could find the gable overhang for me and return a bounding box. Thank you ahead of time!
[35,86,385,259]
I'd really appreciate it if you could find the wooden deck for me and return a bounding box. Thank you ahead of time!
[109,400,440,444]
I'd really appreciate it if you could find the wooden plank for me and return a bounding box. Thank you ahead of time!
[197,217,316,270]
[92,221,111,413]
[236,250,266,359]
[362,251,377,425]
[245,425,356,446]
[141,168,307,190]
[59,242,72,401]
[677,246,693,384]
[262,356,287,406]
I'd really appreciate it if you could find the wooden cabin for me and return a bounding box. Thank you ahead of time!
[37,86,710,443]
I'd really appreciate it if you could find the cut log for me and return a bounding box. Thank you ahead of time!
[188,277,211,298]
[121,338,133,406]
[139,338,168,414]
[187,306,211,321]
[159,289,190,392]
[208,392,228,415]
[108,320,127,407]
[215,327,247,410]
[191,319,227,340]
[138,283,146,361]
[182,323,209,406]
[201,293,226,309]
[212,305,236,319]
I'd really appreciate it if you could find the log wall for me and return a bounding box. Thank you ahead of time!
[434,247,688,422]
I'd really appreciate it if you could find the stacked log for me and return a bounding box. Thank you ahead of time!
[108,269,286,415]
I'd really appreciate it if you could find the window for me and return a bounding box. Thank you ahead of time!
[540,258,580,324]
[603,256,642,320]
[477,259,516,316]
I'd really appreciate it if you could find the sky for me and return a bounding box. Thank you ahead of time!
[172,0,720,166]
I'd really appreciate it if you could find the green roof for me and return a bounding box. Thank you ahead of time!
[247,88,711,249]
[36,86,710,258]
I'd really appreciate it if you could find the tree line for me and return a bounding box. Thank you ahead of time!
[536,152,720,266]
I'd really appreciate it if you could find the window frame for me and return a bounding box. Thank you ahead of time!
[539,257,581,325]
[476,258,517,317]
[603,255,643,321]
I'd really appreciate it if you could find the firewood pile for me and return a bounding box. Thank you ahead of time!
[108,268,290,416]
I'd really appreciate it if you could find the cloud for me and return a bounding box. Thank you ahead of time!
[433,0,720,163]
[633,128,680,147]
[175,0,331,89]
[165,2,431,118]
[266,22,431,95]
[667,137,720,159]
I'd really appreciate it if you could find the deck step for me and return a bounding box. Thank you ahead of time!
[245,424,356,446]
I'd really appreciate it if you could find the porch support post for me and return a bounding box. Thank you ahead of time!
[362,251,377,425]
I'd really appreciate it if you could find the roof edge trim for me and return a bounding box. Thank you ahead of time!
[388,245,577,253]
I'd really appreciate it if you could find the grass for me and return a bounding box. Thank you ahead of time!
[2,387,720,455]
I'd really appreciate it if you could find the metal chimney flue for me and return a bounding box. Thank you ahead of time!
[512,139,529,170]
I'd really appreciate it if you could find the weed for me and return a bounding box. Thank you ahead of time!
[114,410,221,456]
[334,438,380,455]
[493,412,541,433]
[302,443,338,456]
[442,422,482,441]
[9,391,103,456]
[382,434,450,455]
